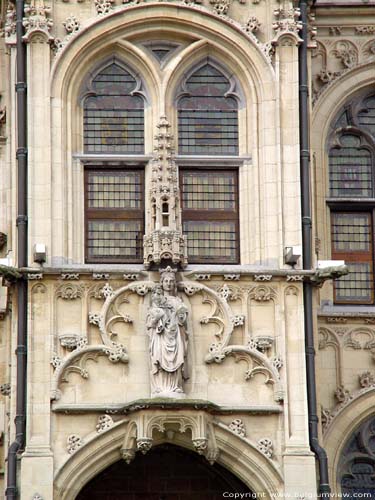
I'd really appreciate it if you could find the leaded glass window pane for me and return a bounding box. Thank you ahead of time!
[85,168,144,263]
[178,64,238,155]
[183,221,237,261]
[84,63,144,154]
[329,135,372,197]
[331,212,373,303]
[334,262,372,303]
[358,95,375,138]
[332,213,371,252]
[87,172,142,209]
[182,171,236,210]
[87,220,143,260]
[181,169,239,263]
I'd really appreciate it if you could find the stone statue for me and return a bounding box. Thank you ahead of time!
[147,267,189,398]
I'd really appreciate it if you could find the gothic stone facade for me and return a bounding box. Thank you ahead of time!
[0,0,375,498]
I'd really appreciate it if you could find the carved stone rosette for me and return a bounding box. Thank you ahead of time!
[143,117,187,268]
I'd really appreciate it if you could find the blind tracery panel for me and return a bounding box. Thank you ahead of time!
[181,169,239,263]
[84,63,144,154]
[178,64,238,155]
[85,169,144,263]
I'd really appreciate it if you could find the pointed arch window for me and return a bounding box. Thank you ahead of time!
[177,63,239,155]
[83,62,144,154]
[328,93,375,304]
[82,61,146,263]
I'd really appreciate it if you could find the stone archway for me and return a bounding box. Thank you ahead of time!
[76,443,253,500]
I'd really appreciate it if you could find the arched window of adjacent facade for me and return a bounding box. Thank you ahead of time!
[81,60,146,263]
[338,414,375,495]
[177,62,240,264]
[328,92,375,304]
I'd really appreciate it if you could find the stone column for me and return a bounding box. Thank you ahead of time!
[273,8,317,496]
[20,4,54,498]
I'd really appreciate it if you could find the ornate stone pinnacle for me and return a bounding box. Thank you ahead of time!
[143,116,187,268]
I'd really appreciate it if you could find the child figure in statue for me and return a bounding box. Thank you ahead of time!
[147,268,189,398]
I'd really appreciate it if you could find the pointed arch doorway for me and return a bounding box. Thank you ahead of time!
[76,444,254,499]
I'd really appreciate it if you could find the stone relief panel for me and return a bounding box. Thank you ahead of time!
[49,274,287,408]
[312,24,375,105]
[318,321,375,433]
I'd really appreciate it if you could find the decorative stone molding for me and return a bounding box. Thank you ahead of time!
[194,274,211,281]
[223,274,240,281]
[249,285,277,302]
[123,273,141,281]
[332,40,358,69]
[27,273,43,280]
[96,415,114,433]
[4,4,16,44]
[312,34,375,105]
[254,275,273,282]
[216,284,243,302]
[61,273,80,280]
[359,371,375,388]
[23,2,53,43]
[67,434,83,454]
[63,15,80,35]
[56,283,84,300]
[257,438,273,459]
[0,383,11,396]
[251,336,274,353]
[286,275,304,282]
[120,412,219,465]
[93,273,110,280]
[272,8,302,45]
[143,117,187,268]
[94,0,114,15]
[228,419,246,437]
[50,343,128,400]
[59,334,87,350]
[137,438,153,454]
[243,16,261,35]
[334,385,352,405]
[51,355,63,370]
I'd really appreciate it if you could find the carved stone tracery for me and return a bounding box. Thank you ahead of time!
[22,2,54,43]
[143,117,187,268]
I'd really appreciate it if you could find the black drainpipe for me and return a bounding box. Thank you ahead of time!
[6,0,28,498]
[299,0,331,496]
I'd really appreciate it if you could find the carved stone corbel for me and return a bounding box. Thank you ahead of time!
[22,2,54,43]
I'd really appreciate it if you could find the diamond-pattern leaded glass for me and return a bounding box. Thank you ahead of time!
[331,212,373,303]
[181,169,239,263]
[329,135,372,197]
[85,169,144,263]
[84,63,144,154]
[178,64,238,155]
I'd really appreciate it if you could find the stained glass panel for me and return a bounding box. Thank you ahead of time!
[329,135,372,197]
[178,64,238,155]
[84,63,144,154]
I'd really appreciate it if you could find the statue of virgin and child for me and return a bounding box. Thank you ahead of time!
[146,268,189,398]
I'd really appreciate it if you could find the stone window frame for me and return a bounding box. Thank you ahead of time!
[327,92,375,304]
[174,58,245,264]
